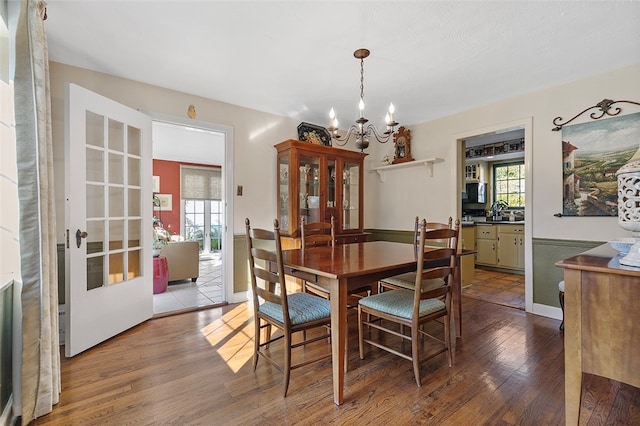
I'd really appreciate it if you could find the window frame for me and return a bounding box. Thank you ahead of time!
[492,161,525,208]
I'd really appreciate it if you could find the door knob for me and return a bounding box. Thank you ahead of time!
[76,229,88,248]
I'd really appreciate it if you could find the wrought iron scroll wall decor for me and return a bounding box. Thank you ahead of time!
[551,99,640,131]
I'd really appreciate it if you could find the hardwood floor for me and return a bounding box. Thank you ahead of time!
[32,297,640,425]
[462,268,525,310]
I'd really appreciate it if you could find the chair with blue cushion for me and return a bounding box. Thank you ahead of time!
[378,216,454,294]
[358,219,458,386]
[245,218,331,396]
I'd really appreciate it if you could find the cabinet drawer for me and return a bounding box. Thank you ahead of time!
[476,225,496,239]
[337,233,369,245]
[497,224,524,234]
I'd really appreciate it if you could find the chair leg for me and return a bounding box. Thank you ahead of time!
[411,322,421,387]
[559,290,565,332]
[283,332,292,397]
[358,306,365,360]
[253,317,260,371]
[444,314,453,367]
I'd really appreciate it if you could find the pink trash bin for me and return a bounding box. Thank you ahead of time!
[153,256,169,294]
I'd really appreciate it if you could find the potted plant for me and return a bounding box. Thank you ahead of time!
[490,200,508,221]
[153,216,169,257]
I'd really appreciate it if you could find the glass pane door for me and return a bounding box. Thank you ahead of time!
[278,155,290,231]
[343,161,360,231]
[299,155,320,224]
[184,199,223,253]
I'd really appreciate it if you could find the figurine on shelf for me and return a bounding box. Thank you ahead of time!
[382,154,392,165]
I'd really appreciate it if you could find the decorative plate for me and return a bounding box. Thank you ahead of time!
[297,122,332,146]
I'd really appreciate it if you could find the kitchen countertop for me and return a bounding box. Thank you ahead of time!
[461,220,525,226]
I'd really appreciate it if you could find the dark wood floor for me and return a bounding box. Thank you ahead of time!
[462,268,525,310]
[32,296,640,425]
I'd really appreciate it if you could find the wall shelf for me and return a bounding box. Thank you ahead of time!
[370,158,444,182]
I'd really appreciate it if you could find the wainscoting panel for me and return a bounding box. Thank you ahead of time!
[532,238,603,307]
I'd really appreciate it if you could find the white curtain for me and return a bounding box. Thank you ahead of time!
[14,0,61,423]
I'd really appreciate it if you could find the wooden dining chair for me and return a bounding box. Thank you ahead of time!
[358,219,458,386]
[245,218,332,397]
[378,216,456,294]
[300,216,372,302]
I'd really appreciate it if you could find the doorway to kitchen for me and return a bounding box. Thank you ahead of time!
[455,118,532,312]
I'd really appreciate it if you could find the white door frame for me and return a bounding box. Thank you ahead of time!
[145,112,237,303]
[450,117,533,313]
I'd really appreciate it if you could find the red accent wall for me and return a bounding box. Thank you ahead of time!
[153,159,181,235]
[152,159,221,237]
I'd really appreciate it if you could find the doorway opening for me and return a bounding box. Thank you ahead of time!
[151,121,229,316]
[455,118,532,312]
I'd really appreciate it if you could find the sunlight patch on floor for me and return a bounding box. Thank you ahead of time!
[200,304,254,373]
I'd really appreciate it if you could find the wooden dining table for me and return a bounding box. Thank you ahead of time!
[280,240,468,405]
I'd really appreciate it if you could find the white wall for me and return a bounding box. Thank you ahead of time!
[366,63,640,243]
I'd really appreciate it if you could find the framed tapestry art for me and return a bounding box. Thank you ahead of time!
[561,112,640,216]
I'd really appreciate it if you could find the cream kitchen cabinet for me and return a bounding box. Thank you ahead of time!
[497,224,524,271]
[475,225,497,266]
[461,226,476,285]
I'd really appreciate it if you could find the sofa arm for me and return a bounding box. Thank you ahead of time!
[160,241,200,282]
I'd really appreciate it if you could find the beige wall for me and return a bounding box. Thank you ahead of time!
[49,61,306,244]
[365,63,640,243]
[50,61,640,308]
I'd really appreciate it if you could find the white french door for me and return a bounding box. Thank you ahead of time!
[183,199,223,253]
[65,84,153,357]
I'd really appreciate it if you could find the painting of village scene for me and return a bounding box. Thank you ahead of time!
[562,112,640,216]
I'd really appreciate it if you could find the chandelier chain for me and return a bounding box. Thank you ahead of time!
[360,57,365,101]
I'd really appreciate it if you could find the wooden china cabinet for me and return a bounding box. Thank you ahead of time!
[275,139,368,249]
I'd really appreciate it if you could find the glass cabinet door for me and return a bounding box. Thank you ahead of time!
[278,155,290,232]
[342,160,360,231]
[325,158,337,221]
[299,155,321,225]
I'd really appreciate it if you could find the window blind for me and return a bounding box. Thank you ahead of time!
[181,166,222,200]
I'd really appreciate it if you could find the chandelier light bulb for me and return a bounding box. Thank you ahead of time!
[388,103,395,121]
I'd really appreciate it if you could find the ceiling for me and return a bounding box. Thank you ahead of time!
[44,1,640,132]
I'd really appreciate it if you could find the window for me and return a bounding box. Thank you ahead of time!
[493,162,525,207]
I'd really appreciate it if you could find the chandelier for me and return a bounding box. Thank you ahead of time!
[327,48,399,152]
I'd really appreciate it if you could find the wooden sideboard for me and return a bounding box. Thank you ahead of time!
[556,244,640,425]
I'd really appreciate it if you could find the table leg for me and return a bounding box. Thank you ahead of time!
[453,263,462,338]
[330,277,348,405]
[564,269,582,425]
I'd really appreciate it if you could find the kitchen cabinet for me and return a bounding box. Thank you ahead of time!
[475,225,497,266]
[465,163,480,181]
[461,226,475,285]
[275,139,368,248]
[497,224,524,270]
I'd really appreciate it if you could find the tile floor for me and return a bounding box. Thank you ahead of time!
[461,267,525,310]
[153,252,225,316]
